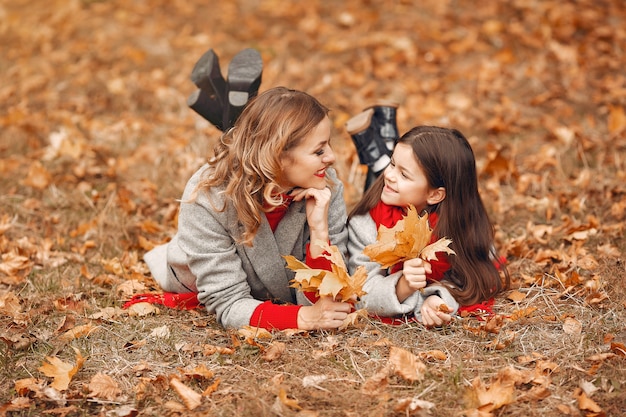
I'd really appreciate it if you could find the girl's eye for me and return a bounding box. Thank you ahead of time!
[315,149,324,156]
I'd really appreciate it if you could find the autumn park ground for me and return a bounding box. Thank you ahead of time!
[1,0,625,416]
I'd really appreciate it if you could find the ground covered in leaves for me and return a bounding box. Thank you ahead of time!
[1,0,625,416]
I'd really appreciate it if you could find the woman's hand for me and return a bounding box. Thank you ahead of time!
[297,296,352,330]
[290,187,331,258]
[396,258,431,302]
[420,295,453,327]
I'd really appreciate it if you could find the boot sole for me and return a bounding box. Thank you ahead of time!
[345,108,374,135]
[227,48,263,107]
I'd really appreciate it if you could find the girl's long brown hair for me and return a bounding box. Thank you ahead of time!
[194,86,329,245]
[350,126,510,305]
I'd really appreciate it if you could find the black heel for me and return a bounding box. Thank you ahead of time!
[346,108,391,174]
[190,48,227,104]
[223,48,263,129]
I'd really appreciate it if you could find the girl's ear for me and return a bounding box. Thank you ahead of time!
[427,187,446,205]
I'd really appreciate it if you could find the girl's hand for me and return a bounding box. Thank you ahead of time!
[290,187,331,258]
[297,296,352,330]
[420,295,453,327]
[402,258,432,291]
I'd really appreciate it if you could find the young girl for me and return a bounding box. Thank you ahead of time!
[347,126,509,326]
[144,87,352,331]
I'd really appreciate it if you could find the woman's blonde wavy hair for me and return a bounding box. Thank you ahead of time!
[193,86,329,246]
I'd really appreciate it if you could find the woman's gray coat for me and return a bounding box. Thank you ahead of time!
[144,164,348,329]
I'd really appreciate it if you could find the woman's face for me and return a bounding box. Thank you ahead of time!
[280,116,336,190]
[381,142,440,211]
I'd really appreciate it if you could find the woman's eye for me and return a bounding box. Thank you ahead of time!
[315,149,324,156]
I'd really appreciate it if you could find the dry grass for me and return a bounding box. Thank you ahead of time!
[2,0,626,416]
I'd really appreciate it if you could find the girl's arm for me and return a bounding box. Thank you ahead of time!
[348,214,419,317]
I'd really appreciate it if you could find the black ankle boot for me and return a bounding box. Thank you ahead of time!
[189,48,227,131]
[346,101,400,191]
[365,100,399,152]
[187,89,224,131]
[346,108,392,174]
[223,48,263,130]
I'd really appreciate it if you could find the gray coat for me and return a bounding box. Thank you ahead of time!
[347,212,459,321]
[144,165,348,329]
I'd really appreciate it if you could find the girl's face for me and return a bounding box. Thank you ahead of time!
[280,116,336,190]
[381,142,444,210]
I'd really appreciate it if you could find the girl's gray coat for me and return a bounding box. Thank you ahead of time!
[144,165,348,329]
[347,213,459,321]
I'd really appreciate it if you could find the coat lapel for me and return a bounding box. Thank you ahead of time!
[243,200,307,302]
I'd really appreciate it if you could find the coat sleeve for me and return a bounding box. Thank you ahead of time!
[347,214,415,316]
[169,168,262,329]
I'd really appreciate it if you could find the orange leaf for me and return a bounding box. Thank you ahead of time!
[262,341,286,362]
[388,346,426,382]
[170,377,202,410]
[58,323,98,342]
[38,347,85,391]
[574,388,603,413]
[278,388,302,410]
[363,205,454,268]
[285,243,367,303]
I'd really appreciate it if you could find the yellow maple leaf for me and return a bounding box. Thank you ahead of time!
[38,347,85,391]
[285,242,367,302]
[363,205,455,268]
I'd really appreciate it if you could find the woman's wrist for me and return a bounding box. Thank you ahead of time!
[297,306,316,330]
[308,230,329,258]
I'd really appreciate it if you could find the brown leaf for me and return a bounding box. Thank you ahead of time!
[170,377,202,410]
[574,388,603,413]
[88,372,122,401]
[262,341,286,362]
[464,372,516,412]
[388,346,426,382]
[58,323,98,342]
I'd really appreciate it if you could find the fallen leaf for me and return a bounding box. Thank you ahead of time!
[563,317,582,335]
[58,323,98,342]
[278,388,301,410]
[574,387,603,413]
[170,377,202,410]
[38,347,85,391]
[88,372,122,401]
[150,325,170,338]
[388,346,426,382]
[506,290,527,302]
[262,341,286,361]
[127,302,160,317]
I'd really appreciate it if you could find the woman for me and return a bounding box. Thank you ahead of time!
[145,87,351,330]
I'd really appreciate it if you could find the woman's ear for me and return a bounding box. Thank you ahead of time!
[427,187,446,205]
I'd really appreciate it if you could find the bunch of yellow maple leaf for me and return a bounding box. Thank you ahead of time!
[284,241,367,303]
[363,204,455,268]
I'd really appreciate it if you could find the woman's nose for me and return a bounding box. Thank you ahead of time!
[324,148,336,164]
